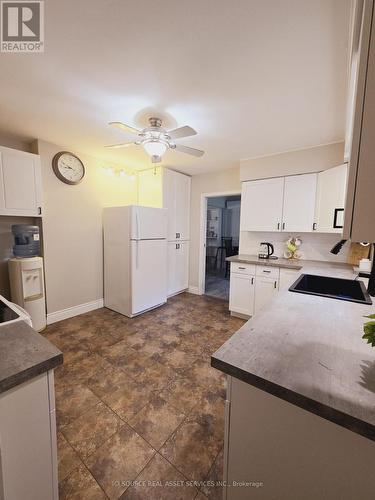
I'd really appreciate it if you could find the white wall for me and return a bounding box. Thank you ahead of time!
[240,142,345,181]
[34,140,137,315]
[189,168,241,289]
[240,231,349,262]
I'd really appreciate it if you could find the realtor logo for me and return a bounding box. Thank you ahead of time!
[1,1,44,52]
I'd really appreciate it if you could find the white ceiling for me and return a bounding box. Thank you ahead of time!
[0,0,351,175]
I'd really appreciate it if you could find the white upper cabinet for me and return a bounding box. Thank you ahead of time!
[0,146,43,217]
[282,173,317,233]
[163,169,191,241]
[240,171,348,234]
[174,172,191,241]
[315,164,347,233]
[240,177,284,232]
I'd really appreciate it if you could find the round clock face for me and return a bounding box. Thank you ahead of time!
[52,152,85,185]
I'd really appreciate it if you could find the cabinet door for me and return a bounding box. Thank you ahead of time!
[163,169,177,241]
[254,276,278,314]
[0,373,55,500]
[0,147,42,216]
[279,268,300,291]
[167,241,189,296]
[229,273,255,316]
[167,241,177,296]
[175,172,191,240]
[315,164,347,233]
[282,174,317,233]
[240,178,284,232]
[176,241,189,292]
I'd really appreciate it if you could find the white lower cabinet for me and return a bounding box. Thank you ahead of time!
[229,272,255,316]
[229,263,288,316]
[167,241,189,296]
[254,276,279,313]
[279,268,300,291]
[0,371,58,500]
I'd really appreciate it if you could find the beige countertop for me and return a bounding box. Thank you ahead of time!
[212,260,375,440]
[226,254,355,275]
[226,254,303,269]
[0,321,63,394]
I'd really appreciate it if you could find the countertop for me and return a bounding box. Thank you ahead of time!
[226,254,303,269]
[0,321,63,395]
[212,260,375,440]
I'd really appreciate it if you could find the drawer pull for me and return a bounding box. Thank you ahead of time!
[262,270,271,273]
[238,266,246,270]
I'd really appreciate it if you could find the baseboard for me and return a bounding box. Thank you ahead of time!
[47,298,104,325]
[188,286,200,295]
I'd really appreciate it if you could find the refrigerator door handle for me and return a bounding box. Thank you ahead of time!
[136,240,139,269]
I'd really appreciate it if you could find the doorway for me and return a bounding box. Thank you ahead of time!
[202,194,241,301]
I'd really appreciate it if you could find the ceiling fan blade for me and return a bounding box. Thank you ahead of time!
[173,144,204,157]
[105,141,136,149]
[109,121,141,135]
[167,125,197,140]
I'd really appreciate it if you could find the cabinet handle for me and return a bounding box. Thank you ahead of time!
[262,270,271,273]
[282,222,285,230]
[238,266,246,270]
[277,222,280,230]
[251,277,254,285]
[176,244,180,249]
[274,280,277,289]
[312,222,317,231]
[176,232,180,239]
[38,206,42,215]
[333,208,344,229]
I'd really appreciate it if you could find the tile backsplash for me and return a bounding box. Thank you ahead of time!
[239,231,349,263]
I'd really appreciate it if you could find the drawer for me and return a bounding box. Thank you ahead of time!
[230,262,256,275]
[256,265,280,279]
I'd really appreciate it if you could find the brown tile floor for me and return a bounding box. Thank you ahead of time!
[43,292,245,499]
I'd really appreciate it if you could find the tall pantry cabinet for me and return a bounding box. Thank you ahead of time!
[138,168,191,297]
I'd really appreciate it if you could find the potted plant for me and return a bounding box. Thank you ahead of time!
[362,314,375,347]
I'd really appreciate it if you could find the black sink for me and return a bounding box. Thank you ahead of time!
[289,274,372,305]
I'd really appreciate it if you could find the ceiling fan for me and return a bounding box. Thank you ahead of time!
[105,117,204,163]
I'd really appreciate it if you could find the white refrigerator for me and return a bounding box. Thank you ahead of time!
[103,205,167,317]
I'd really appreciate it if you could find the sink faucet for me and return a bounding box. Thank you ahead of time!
[330,240,375,297]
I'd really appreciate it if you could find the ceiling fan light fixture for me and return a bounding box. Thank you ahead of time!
[142,139,168,158]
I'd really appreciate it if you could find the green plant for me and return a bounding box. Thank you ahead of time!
[362,314,375,347]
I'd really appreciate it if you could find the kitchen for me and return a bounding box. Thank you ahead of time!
[0,1,374,499]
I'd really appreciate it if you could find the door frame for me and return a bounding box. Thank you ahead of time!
[198,190,241,295]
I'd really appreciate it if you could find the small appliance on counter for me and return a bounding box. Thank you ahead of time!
[258,242,278,260]
[8,257,46,331]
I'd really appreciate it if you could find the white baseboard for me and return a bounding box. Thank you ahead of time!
[47,298,104,325]
[188,286,200,295]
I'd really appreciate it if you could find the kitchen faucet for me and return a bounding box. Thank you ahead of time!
[330,240,375,297]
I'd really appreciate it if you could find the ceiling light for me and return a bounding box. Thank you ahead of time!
[119,169,126,177]
[142,140,167,158]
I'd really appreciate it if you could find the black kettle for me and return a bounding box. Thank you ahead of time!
[258,242,275,259]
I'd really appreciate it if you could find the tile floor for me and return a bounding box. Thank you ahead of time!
[43,292,245,500]
[205,274,230,301]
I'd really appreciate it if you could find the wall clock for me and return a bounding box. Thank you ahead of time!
[52,151,85,185]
